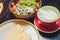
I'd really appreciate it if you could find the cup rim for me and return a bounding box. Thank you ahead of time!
[37,6,60,23]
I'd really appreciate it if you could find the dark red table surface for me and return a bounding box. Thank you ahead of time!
[1,0,60,40]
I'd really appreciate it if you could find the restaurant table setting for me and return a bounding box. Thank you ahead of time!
[0,0,60,40]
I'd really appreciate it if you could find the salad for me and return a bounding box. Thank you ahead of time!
[10,0,40,16]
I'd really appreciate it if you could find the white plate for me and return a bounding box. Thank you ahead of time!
[0,19,40,40]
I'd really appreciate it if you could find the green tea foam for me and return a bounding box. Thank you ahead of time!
[37,6,60,23]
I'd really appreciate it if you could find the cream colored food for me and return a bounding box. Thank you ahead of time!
[0,2,3,14]
[4,24,31,40]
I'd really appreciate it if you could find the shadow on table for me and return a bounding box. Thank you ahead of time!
[39,30,60,38]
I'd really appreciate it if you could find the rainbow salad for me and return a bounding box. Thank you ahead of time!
[10,0,40,16]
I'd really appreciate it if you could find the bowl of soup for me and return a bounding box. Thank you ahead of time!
[9,0,42,19]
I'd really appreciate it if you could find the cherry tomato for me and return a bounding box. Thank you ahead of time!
[10,7,17,12]
[25,11,28,15]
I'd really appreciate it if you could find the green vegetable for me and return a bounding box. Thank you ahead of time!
[31,5,35,8]
[22,4,25,7]
[21,0,35,6]
[27,3,32,7]
[11,2,14,6]
[31,1,35,4]
[12,0,39,16]
[20,12,26,16]
[18,6,22,9]
[13,10,17,14]
[21,1,28,5]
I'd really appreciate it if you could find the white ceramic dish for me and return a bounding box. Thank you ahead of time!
[0,19,40,40]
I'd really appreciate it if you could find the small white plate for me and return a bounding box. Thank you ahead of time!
[0,19,40,40]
